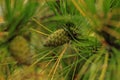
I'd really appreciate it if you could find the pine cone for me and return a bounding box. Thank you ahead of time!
[65,22,80,40]
[44,29,70,47]
[9,36,34,65]
[68,26,80,40]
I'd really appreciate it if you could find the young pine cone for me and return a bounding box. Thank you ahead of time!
[9,36,34,65]
[44,29,70,47]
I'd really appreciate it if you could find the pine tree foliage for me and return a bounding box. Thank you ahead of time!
[0,0,120,80]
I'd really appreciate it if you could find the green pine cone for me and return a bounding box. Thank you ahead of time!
[69,26,80,39]
[9,36,34,65]
[44,29,70,47]
[65,22,80,40]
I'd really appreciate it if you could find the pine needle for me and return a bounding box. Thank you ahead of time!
[99,52,109,80]
[49,44,68,80]
[30,28,49,36]
[32,18,53,33]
